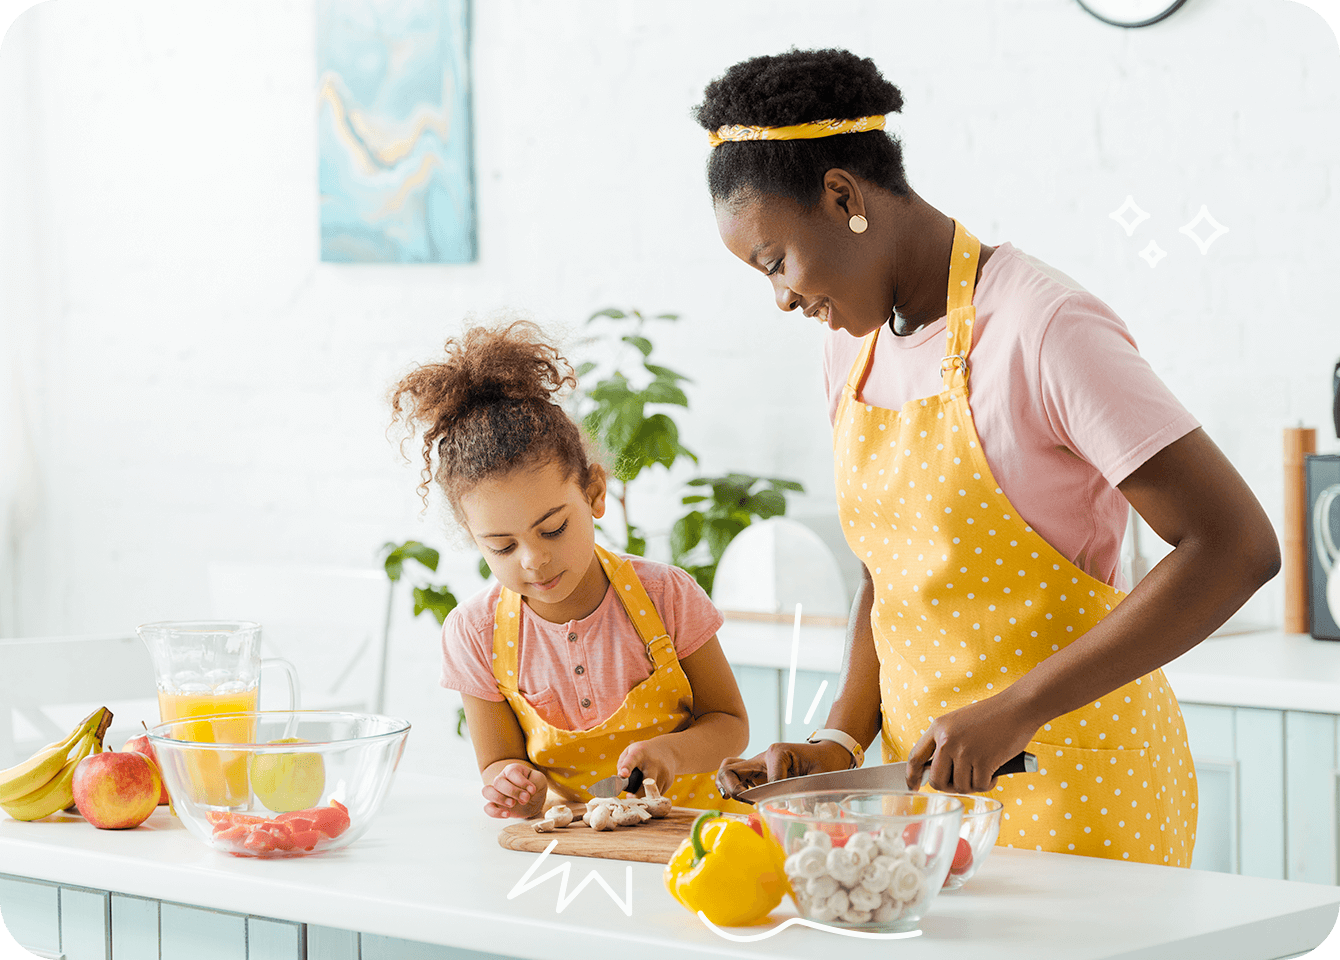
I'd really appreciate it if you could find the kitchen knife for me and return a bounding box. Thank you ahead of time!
[736,751,1037,804]
[587,767,645,798]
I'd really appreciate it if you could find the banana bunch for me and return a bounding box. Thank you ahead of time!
[0,706,114,821]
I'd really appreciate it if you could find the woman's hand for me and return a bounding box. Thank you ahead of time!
[905,693,1038,794]
[483,762,548,819]
[715,739,853,799]
[616,738,677,794]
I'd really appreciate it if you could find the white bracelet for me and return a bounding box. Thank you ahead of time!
[806,728,865,769]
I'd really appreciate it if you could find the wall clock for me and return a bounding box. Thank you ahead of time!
[1076,0,1188,27]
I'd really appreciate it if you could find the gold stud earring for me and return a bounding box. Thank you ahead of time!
[848,214,868,234]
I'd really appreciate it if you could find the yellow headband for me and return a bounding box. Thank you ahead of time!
[707,114,886,148]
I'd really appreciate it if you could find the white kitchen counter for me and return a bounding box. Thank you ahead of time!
[719,619,1340,715]
[1,773,1337,960]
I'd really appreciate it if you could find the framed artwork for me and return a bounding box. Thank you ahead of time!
[317,0,476,263]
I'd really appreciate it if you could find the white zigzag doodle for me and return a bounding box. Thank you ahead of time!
[506,839,634,917]
[696,910,923,942]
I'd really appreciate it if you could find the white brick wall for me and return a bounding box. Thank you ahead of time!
[2,0,1339,736]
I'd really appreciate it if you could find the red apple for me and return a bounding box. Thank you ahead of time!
[72,751,161,829]
[122,733,170,805]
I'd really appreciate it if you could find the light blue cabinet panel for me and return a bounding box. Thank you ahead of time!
[1285,710,1338,885]
[1181,702,1238,875]
[246,917,300,960]
[0,875,59,958]
[61,886,109,960]
[111,894,159,960]
[1236,707,1286,880]
[160,903,245,960]
[1188,758,1238,874]
[307,925,358,960]
[781,670,841,747]
[1181,703,1235,758]
[734,665,780,759]
[361,934,516,959]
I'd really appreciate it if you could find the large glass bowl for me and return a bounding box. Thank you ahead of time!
[937,794,1003,890]
[147,711,410,858]
[757,790,963,932]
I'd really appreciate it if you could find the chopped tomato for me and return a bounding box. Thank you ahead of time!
[209,799,351,855]
[747,813,765,837]
[309,800,351,838]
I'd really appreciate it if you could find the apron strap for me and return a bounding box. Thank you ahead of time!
[594,545,676,669]
[491,587,524,693]
[942,221,981,392]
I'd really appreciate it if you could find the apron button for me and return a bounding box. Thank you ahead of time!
[581,698,591,708]
[575,665,586,675]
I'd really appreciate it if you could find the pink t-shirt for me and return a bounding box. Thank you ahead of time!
[440,555,724,731]
[822,242,1199,590]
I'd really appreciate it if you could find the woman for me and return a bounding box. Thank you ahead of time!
[704,49,1279,867]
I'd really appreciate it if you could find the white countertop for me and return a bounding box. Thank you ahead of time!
[719,619,1340,715]
[1,773,1337,960]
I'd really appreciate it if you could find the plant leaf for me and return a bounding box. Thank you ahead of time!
[588,307,626,321]
[705,517,746,563]
[670,511,704,560]
[745,488,787,519]
[576,361,597,377]
[643,363,691,384]
[413,584,459,625]
[622,335,653,357]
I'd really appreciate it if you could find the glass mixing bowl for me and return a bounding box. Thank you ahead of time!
[757,789,963,932]
[937,794,1003,890]
[147,710,410,858]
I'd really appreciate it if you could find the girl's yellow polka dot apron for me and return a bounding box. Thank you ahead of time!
[491,544,749,813]
[834,222,1197,866]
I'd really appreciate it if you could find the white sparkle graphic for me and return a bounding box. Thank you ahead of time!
[507,839,633,916]
[1179,205,1229,254]
[1139,240,1167,268]
[1109,195,1150,236]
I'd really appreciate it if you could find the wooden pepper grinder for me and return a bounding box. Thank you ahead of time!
[1284,426,1316,633]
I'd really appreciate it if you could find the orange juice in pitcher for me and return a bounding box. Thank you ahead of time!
[157,687,260,806]
[138,621,298,809]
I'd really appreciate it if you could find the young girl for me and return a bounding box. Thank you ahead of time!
[390,319,751,819]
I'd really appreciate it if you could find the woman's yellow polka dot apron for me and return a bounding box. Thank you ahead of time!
[491,544,749,814]
[833,222,1197,866]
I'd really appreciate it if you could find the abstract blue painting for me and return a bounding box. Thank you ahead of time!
[317,0,475,263]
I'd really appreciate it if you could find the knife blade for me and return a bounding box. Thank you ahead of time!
[736,751,1037,804]
[587,767,645,798]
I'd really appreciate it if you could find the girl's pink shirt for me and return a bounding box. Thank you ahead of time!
[823,242,1199,591]
[440,554,723,731]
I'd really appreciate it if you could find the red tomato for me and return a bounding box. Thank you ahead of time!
[747,813,765,837]
[902,823,922,846]
[950,837,974,875]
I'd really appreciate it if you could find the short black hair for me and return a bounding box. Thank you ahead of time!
[694,48,910,207]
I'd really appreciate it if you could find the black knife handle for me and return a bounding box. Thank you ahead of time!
[625,767,645,794]
[995,751,1035,777]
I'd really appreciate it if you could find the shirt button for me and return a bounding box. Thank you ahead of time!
[575,665,585,675]
[581,698,591,708]
[568,632,577,642]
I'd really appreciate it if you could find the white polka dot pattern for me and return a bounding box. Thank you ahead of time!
[830,222,1197,868]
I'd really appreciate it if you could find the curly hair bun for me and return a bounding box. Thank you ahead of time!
[389,318,592,514]
[694,48,911,207]
[694,48,903,131]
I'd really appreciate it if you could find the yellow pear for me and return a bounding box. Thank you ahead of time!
[248,738,325,812]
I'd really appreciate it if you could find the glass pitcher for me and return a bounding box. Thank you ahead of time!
[136,620,299,807]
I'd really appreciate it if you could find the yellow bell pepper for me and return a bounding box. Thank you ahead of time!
[663,810,790,927]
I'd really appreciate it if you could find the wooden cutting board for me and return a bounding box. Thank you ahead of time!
[497,804,713,864]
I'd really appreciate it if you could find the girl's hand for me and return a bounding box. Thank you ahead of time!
[483,762,548,819]
[905,693,1038,794]
[616,738,677,796]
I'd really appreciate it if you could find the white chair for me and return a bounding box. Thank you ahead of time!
[206,563,393,715]
[0,634,160,767]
